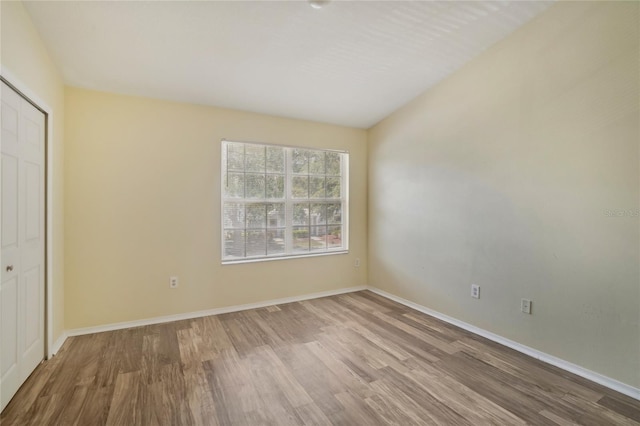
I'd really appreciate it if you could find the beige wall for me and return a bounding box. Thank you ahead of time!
[368,1,639,388]
[64,87,367,329]
[1,2,65,346]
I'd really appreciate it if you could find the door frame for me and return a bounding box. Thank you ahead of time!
[1,67,55,359]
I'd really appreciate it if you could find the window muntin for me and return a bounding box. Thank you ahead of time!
[222,140,348,262]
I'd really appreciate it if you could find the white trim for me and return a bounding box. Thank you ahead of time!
[0,66,56,360]
[222,250,348,265]
[50,332,67,356]
[367,286,640,401]
[66,286,366,337]
[59,282,640,400]
[221,138,349,154]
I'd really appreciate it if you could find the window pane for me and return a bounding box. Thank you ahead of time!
[224,230,245,258]
[326,152,341,175]
[246,203,266,229]
[267,228,285,255]
[310,226,327,250]
[266,146,285,173]
[292,149,308,174]
[293,203,309,225]
[223,203,245,228]
[327,203,341,224]
[292,176,308,198]
[293,226,309,252]
[245,145,265,172]
[227,143,245,171]
[310,204,326,226]
[246,230,266,257]
[222,141,347,261]
[308,151,325,175]
[327,225,342,249]
[267,203,285,229]
[309,176,325,198]
[266,174,284,199]
[224,173,244,198]
[246,173,266,199]
[326,177,341,198]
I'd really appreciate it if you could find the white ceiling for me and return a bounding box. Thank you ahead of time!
[24,1,552,128]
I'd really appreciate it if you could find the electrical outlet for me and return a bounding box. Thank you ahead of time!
[354,258,360,267]
[471,284,480,299]
[521,299,532,314]
[170,276,179,288]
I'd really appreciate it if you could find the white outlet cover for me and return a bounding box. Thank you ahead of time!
[471,284,480,299]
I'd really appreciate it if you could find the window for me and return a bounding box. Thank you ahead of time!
[222,140,348,263]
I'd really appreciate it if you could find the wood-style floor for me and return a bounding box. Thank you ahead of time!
[2,290,639,425]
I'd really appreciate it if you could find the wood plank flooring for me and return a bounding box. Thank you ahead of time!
[2,290,639,425]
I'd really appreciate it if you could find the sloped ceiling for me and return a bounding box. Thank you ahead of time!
[24,1,552,128]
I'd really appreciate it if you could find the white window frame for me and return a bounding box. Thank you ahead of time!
[221,139,349,264]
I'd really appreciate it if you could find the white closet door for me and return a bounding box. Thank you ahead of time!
[1,81,45,412]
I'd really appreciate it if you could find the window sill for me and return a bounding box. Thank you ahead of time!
[222,250,348,265]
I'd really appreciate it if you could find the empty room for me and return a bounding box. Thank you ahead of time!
[1,0,639,424]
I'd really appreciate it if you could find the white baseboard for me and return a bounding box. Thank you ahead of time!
[58,283,639,400]
[65,286,367,337]
[49,331,68,358]
[367,286,640,401]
